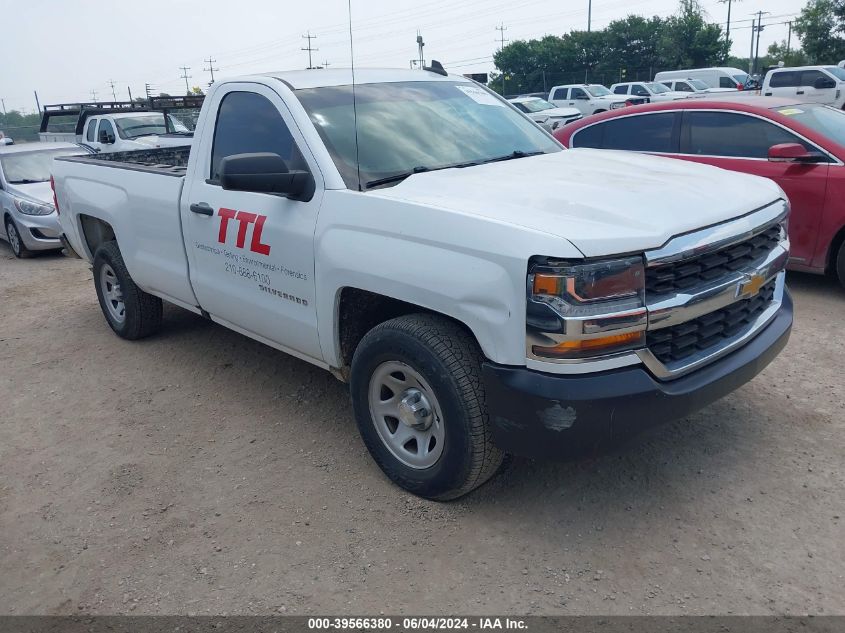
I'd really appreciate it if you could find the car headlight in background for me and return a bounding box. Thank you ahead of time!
[609,102,625,110]
[14,198,54,216]
[527,256,647,359]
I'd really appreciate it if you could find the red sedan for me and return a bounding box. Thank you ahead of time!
[554,98,845,286]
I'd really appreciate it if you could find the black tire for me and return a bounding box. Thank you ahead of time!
[93,241,162,340]
[836,240,845,289]
[350,314,504,500]
[4,218,31,258]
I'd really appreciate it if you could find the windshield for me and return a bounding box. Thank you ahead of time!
[689,79,710,91]
[585,85,612,97]
[114,114,189,139]
[776,104,845,148]
[296,81,560,190]
[1,148,82,184]
[645,82,670,94]
[517,98,556,113]
[824,66,845,81]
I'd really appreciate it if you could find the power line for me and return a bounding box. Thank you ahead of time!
[302,31,319,69]
[179,66,192,95]
[203,57,219,84]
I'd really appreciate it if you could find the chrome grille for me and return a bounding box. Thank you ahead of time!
[646,225,781,295]
[646,279,777,364]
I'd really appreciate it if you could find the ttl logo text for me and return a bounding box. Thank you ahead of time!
[217,207,271,255]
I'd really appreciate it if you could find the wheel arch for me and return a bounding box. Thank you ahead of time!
[332,287,490,380]
[827,222,845,277]
[78,214,116,259]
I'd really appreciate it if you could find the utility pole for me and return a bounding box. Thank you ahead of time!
[128,86,133,101]
[748,16,756,74]
[180,66,192,95]
[302,31,318,69]
[786,20,793,55]
[34,91,41,114]
[496,23,508,95]
[322,60,331,69]
[587,0,592,32]
[752,11,769,76]
[90,89,98,103]
[108,79,117,101]
[1,99,6,116]
[204,56,219,84]
[416,32,425,68]
[145,83,155,99]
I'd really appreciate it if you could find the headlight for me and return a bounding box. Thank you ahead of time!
[14,198,54,216]
[527,256,647,360]
[610,102,625,110]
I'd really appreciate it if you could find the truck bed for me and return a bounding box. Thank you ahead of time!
[59,146,191,177]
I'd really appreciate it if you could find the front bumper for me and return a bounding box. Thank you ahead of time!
[11,211,62,251]
[482,290,792,459]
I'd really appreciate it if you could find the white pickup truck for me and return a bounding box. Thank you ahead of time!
[53,68,793,499]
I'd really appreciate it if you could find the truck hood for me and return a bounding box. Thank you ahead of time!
[542,107,581,118]
[5,181,54,206]
[370,149,783,258]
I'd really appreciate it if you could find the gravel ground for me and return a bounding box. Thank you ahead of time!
[0,244,843,616]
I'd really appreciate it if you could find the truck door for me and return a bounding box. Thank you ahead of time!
[180,83,324,363]
[798,69,836,105]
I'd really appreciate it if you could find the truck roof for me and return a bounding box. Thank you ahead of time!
[256,68,471,90]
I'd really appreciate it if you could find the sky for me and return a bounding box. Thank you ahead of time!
[0,0,802,113]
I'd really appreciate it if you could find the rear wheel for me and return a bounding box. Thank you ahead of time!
[836,240,845,289]
[93,241,162,339]
[350,314,504,500]
[4,218,30,258]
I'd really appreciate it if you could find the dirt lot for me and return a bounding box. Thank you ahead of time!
[0,243,843,616]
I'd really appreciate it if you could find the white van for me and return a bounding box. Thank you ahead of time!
[762,65,845,108]
[654,67,750,91]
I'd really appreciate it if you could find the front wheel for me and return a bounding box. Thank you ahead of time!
[350,314,504,500]
[5,218,30,258]
[93,241,162,339]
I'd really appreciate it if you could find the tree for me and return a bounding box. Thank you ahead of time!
[794,0,845,63]
[660,0,725,69]
[190,86,204,96]
[766,41,810,66]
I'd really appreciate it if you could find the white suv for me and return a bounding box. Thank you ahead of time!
[548,84,643,116]
[610,81,690,102]
[762,65,845,109]
[508,96,581,131]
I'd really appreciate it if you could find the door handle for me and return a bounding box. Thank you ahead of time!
[190,202,214,216]
[797,90,805,95]
[764,92,772,96]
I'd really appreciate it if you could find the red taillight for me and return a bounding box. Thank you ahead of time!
[50,175,60,215]
[625,99,633,107]
[737,83,744,91]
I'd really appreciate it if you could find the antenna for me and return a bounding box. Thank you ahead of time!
[348,0,361,191]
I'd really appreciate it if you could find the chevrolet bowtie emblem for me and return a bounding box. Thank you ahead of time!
[738,273,766,298]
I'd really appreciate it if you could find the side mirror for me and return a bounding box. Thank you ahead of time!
[814,76,837,90]
[768,143,824,163]
[98,130,114,144]
[219,152,314,200]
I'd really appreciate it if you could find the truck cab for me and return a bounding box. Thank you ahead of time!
[610,81,690,102]
[547,84,642,115]
[762,65,845,108]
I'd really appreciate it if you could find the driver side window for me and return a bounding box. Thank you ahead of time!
[210,91,306,181]
[632,85,649,97]
[86,119,98,142]
[570,88,587,99]
[98,119,115,143]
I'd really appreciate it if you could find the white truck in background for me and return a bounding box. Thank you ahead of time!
[38,97,202,152]
[52,68,793,499]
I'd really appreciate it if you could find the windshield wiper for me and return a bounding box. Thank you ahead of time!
[364,151,544,189]
[475,149,545,165]
[365,166,432,189]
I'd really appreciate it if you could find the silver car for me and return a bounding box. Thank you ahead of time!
[0,142,88,258]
